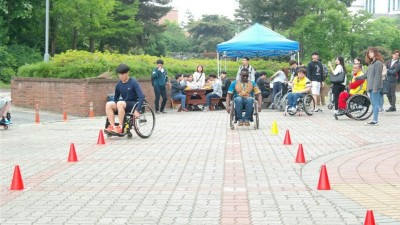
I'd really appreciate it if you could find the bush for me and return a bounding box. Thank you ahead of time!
[0,67,15,83]
[0,44,42,83]
[17,50,293,80]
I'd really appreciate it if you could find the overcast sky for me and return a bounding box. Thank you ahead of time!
[170,0,238,23]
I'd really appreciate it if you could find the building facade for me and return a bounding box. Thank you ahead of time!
[349,0,400,16]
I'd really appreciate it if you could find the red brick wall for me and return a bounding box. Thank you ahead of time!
[11,78,173,117]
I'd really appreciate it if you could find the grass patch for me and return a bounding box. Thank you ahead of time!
[0,82,10,89]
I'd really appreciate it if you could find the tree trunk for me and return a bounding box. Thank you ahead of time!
[72,28,78,50]
[89,37,95,52]
[50,17,57,56]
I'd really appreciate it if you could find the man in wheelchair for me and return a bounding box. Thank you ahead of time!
[286,68,311,113]
[226,68,262,126]
[335,63,366,116]
[105,63,145,134]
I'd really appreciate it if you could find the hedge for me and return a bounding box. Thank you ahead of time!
[17,50,289,80]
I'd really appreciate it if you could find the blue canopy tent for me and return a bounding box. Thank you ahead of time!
[216,23,300,74]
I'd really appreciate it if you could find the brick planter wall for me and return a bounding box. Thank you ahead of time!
[11,78,172,117]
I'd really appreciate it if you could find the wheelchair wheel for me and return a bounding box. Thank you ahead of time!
[132,103,155,138]
[346,94,372,121]
[273,91,282,110]
[229,102,235,130]
[280,93,289,112]
[303,94,315,116]
[253,101,259,130]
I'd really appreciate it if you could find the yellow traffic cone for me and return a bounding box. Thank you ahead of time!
[270,120,278,135]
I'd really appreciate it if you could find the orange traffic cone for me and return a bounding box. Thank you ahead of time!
[63,103,67,122]
[295,144,305,163]
[10,165,24,190]
[283,129,292,145]
[35,104,40,124]
[97,130,105,145]
[89,102,94,119]
[68,143,78,162]
[317,164,331,190]
[364,210,376,225]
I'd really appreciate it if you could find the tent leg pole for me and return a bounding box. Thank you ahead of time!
[297,52,300,65]
[217,52,220,79]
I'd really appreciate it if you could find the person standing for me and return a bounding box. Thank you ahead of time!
[356,47,384,126]
[151,59,168,114]
[307,52,324,112]
[235,57,256,82]
[385,50,400,112]
[193,65,205,88]
[328,56,347,114]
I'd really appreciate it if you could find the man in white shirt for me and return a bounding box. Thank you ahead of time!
[235,57,256,82]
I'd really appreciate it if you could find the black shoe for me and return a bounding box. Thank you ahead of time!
[335,110,345,116]
[385,107,396,112]
[161,111,167,114]
[365,121,379,126]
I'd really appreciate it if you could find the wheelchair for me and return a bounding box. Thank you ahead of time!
[284,93,315,116]
[104,101,155,139]
[334,94,372,120]
[229,98,259,130]
[273,82,290,111]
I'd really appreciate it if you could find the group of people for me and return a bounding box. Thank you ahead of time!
[104,49,399,133]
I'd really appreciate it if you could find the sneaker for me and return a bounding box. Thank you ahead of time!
[203,107,209,112]
[244,121,250,126]
[155,111,160,114]
[161,111,167,114]
[365,121,379,126]
[113,125,123,133]
[238,121,244,126]
[314,108,322,112]
[385,107,396,112]
[106,125,114,132]
[289,107,296,113]
[379,108,384,113]
[181,108,188,112]
[335,110,345,116]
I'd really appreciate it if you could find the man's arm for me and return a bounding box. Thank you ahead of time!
[133,80,145,115]
[113,85,120,102]
[387,62,400,76]
[307,63,312,79]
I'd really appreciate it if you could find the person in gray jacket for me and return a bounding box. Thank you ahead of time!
[356,47,384,126]
[171,74,188,112]
[385,50,400,112]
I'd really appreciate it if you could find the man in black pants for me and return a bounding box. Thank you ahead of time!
[151,59,168,114]
[385,50,400,112]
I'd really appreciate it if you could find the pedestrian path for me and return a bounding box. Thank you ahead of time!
[0,98,399,224]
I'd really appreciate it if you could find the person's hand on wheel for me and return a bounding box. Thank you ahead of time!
[133,110,140,119]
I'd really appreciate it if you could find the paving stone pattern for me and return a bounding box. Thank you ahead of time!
[0,100,399,225]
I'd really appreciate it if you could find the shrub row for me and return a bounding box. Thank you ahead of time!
[17,50,289,80]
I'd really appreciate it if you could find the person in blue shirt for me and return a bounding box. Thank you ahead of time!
[105,63,145,134]
[226,68,262,126]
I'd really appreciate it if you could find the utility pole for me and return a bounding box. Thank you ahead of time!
[44,0,50,62]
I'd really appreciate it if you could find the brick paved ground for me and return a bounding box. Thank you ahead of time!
[0,91,399,224]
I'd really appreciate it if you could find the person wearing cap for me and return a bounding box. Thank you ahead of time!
[151,59,168,114]
[105,63,145,134]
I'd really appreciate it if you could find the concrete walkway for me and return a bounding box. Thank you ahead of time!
[0,90,399,224]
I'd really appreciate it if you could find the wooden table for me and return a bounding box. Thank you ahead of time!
[185,89,209,105]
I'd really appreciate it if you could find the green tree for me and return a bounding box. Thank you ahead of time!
[290,1,351,61]
[134,0,172,55]
[187,15,236,53]
[161,20,190,53]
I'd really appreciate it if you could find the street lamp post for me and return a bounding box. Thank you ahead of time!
[44,0,50,62]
